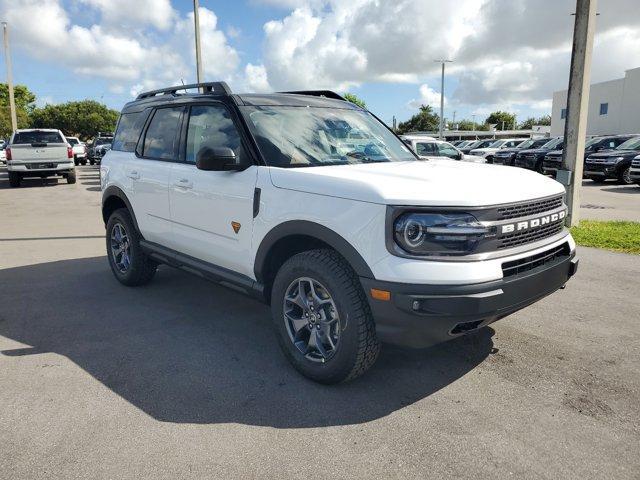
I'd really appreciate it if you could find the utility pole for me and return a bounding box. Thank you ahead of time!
[193,0,203,88]
[560,0,598,226]
[434,59,452,139]
[2,22,17,133]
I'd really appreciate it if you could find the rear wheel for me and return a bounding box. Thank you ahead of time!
[271,249,380,384]
[74,157,79,166]
[8,172,21,188]
[66,170,77,184]
[106,208,157,286]
[89,159,95,165]
[619,166,633,185]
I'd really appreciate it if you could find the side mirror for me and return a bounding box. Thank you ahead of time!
[196,147,244,171]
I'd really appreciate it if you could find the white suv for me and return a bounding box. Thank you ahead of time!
[470,138,525,163]
[101,82,578,384]
[400,135,486,163]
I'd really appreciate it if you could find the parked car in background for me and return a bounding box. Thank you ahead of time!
[630,155,640,185]
[400,135,486,163]
[584,136,640,184]
[470,138,525,163]
[66,136,88,165]
[493,138,550,167]
[5,129,76,187]
[0,140,7,165]
[514,137,564,173]
[459,139,495,154]
[453,140,475,150]
[88,133,113,165]
[542,134,638,176]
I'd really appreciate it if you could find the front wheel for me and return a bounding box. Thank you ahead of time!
[271,249,380,384]
[619,166,633,185]
[106,208,157,286]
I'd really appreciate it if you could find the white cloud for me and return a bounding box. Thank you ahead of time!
[78,0,176,31]
[244,63,272,92]
[0,0,239,97]
[408,84,445,109]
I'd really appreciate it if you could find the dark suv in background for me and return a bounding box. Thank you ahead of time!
[493,137,549,166]
[542,135,637,176]
[459,139,494,154]
[514,137,563,173]
[584,136,640,184]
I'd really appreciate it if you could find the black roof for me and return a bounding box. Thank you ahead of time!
[121,82,356,114]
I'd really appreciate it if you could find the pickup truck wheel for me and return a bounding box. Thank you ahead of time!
[106,208,157,286]
[271,249,380,384]
[8,172,21,188]
[89,159,95,165]
[66,170,77,184]
[619,166,633,185]
[74,158,79,166]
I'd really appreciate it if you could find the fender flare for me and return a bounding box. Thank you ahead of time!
[101,185,140,232]
[254,220,374,281]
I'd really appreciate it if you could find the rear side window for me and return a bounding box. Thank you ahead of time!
[113,111,145,152]
[185,105,245,164]
[12,131,64,144]
[416,142,437,155]
[142,107,183,159]
[67,138,79,145]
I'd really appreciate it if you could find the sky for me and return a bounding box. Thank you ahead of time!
[1,0,640,126]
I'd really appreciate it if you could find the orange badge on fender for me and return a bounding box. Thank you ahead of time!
[231,221,241,234]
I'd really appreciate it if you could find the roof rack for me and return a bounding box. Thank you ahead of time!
[278,90,346,102]
[136,82,232,100]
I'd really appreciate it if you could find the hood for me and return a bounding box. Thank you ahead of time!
[545,150,563,158]
[462,154,486,163]
[494,148,520,155]
[268,160,564,207]
[518,148,550,155]
[588,149,638,159]
[470,148,495,154]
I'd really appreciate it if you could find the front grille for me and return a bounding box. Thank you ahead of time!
[498,220,564,249]
[501,243,570,278]
[496,195,563,220]
[584,163,607,173]
[586,158,610,164]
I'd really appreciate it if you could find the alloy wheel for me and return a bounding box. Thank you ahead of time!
[110,223,131,274]
[283,277,341,363]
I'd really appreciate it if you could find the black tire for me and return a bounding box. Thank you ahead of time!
[74,157,79,166]
[81,159,87,166]
[89,159,95,165]
[8,172,21,188]
[271,249,380,384]
[66,170,77,184]
[618,166,633,185]
[535,161,544,174]
[106,208,157,286]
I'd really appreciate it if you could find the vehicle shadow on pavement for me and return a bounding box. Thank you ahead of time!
[0,257,494,428]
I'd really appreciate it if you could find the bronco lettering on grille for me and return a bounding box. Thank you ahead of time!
[501,210,566,233]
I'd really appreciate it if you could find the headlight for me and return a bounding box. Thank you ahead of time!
[608,156,624,163]
[393,212,491,256]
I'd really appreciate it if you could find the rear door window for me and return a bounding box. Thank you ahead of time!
[113,111,146,152]
[142,107,184,160]
[12,131,64,144]
[416,142,437,156]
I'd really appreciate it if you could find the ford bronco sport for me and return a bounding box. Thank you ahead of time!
[100,82,578,384]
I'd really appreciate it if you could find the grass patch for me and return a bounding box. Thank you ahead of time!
[570,220,640,254]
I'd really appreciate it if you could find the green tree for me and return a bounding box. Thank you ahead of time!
[456,119,476,131]
[0,84,37,138]
[397,105,440,134]
[485,111,516,130]
[343,92,366,109]
[519,115,552,129]
[30,100,119,140]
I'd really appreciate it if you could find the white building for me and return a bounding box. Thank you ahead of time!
[551,66,640,136]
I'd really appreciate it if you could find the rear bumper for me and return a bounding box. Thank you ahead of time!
[7,160,74,174]
[361,249,577,348]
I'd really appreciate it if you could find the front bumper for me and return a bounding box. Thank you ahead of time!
[514,155,537,169]
[583,162,620,179]
[361,246,577,348]
[493,154,515,166]
[630,168,640,181]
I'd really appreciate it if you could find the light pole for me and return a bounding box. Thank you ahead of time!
[560,0,598,226]
[2,22,17,133]
[434,59,452,139]
[193,0,203,88]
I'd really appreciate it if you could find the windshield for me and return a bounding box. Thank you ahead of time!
[542,137,563,149]
[12,131,64,144]
[616,137,640,150]
[489,140,505,148]
[584,137,603,148]
[95,138,112,146]
[241,106,415,167]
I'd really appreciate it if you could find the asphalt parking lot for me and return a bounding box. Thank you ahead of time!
[1,166,639,479]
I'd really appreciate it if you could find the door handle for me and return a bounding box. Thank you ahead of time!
[174,178,193,189]
[127,171,140,180]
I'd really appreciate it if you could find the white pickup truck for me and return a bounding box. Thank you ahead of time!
[6,129,76,188]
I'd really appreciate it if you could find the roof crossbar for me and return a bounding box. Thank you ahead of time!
[136,82,232,100]
[278,90,346,101]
